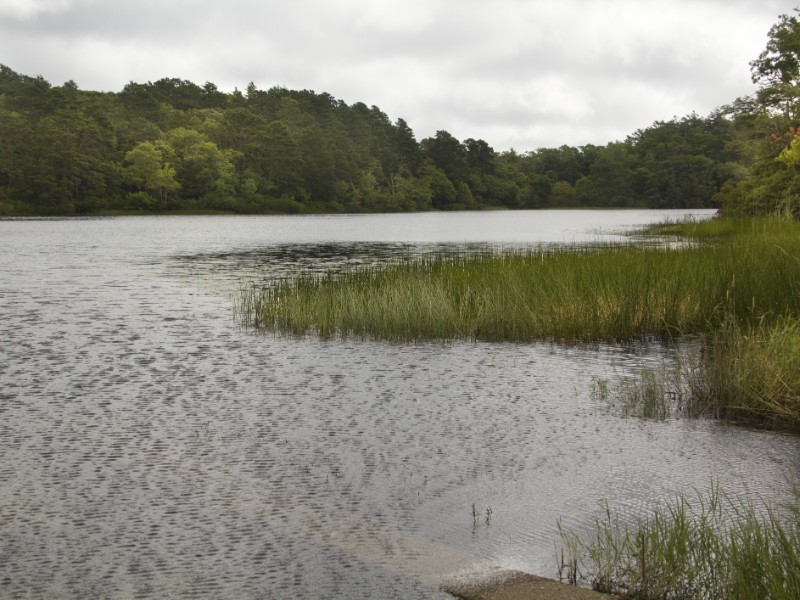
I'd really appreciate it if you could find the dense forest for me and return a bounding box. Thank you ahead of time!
[1,10,799,216]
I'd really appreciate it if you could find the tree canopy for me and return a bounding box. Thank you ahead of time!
[3,9,800,218]
[713,8,800,217]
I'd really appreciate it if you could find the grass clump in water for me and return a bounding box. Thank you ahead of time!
[593,365,677,421]
[238,216,800,429]
[684,318,800,431]
[240,217,800,343]
[590,319,800,431]
[562,484,800,599]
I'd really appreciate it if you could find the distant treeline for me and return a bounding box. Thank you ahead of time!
[1,25,799,217]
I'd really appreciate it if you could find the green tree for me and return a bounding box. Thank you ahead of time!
[164,127,238,204]
[420,164,457,209]
[298,123,338,204]
[421,130,469,185]
[260,120,303,194]
[29,110,115,213]
[549,180,578,207]
[575,142,637,207]
[530,145,583,185]
[751,9,800,120]
[392,118,423,174]
[717,10,800,216]
[124,140,180,208]
[0,104,33,210]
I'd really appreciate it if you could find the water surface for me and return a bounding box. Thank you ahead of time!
[1,210,798,599]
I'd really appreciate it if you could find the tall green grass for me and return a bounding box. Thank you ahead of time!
[645,214,799,239]
[240,218,800,343]
[591,319,800,432]
[684,318,800,431]
[238,216,800,430]
[592,365,678,422]
[564,484,800,599]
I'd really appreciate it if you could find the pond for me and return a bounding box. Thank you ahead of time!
[1,210,798,599]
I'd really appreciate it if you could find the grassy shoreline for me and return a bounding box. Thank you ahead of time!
[241,217,799,343]
[560,484,800,599]
[239,216,800,597]
[239,216,800,430]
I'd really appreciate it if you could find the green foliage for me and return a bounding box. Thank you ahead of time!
[124,140,180,207]
[715,9,800,217]
[685,317,800,431]
[565,485,800,599]
[0,62,745,215]
[7,3,800,220]
[751,9,800,120]
[241,217,800,345]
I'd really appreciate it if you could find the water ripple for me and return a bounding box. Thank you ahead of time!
[1,213,796,599]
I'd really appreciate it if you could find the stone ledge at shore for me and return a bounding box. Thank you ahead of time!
[441,569,617,600]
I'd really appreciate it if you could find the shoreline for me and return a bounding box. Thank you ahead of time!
[441,570,617,600]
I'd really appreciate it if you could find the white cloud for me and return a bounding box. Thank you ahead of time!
[0,0,76,19]
[0,0,798,150]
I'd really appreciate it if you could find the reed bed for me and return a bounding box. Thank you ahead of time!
[563,484,800,599]
[240,219,800,344]
[684,318,800,431]
[239,217,800,598]
[238,216,800,429]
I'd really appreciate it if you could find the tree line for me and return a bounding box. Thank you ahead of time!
[1,10,799,217]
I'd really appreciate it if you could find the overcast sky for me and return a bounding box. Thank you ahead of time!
[1,0,797,151]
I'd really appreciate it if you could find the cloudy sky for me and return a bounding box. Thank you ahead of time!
[1,0,797,151]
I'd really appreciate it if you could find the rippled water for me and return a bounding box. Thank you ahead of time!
[1,211,798,599]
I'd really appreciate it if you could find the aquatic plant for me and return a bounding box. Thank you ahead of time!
[195,420,217,440]
[557,518,582,586]
[561,484,800,599]
[593,366,678,421]
[593,322,800,431]
[684,317,800,431]
[238,216,800,430]
[470,503,493,528]
[239,217,800,344]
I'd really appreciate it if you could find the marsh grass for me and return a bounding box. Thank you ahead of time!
[238,216,800,429]
[592,323,800,431]
[684,318,800,431]
[593,365,679,421]
[645,214,799,239]
[565,484,800,599]
[239,218,800,343]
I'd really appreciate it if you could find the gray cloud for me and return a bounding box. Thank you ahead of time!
[0,0,796,150]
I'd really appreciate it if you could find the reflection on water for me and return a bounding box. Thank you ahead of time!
[167,237,685,295]
[1,212,798,599]
[167,242,499,290]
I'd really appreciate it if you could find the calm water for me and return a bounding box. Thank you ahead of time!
[1,210,798,599]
